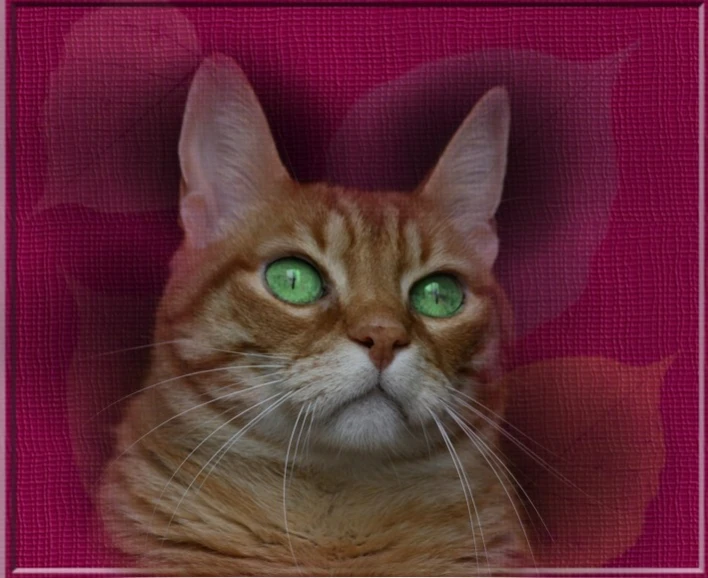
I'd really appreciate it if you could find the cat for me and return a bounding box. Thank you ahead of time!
[98,54,533,576]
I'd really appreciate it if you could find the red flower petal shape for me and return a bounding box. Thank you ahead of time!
[502,357,669,567]
[326,50,624,337]
[42,7,202,214]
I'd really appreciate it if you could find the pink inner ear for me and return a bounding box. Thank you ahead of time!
[469,221,500,268]
[418,86,510,223]
[180,192,213,249]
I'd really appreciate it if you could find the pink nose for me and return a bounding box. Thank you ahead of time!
[347,316,410,369]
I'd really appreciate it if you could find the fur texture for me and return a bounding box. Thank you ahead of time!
[99,55,532,576]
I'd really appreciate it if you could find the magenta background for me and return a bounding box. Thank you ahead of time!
[8,3,702,573]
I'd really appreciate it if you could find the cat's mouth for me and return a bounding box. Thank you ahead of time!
[334,383,407,418]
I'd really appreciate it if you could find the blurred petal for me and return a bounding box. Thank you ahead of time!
[66,279,158,492]
[502,357,669,567]
[42,7,202,213]
[326,50,624,337]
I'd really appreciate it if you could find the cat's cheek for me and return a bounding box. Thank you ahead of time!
[406,388,451,427]
[419,302,495,366]
[171,322,254,363]
[416,292,486,335]
[466,334,502,383]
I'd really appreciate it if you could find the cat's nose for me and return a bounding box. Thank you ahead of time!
[348,317,410,370]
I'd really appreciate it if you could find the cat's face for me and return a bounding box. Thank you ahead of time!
[160,55,510,457]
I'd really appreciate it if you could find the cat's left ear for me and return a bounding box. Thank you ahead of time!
[418,87,510,268]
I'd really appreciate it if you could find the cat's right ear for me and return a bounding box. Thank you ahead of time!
[178,55,289,248]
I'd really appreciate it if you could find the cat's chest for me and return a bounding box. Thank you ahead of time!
[110,414,529,575]
[204,451,495,557]
[185,451,526,576]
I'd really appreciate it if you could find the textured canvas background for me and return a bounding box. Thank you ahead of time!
[8,3,702,573]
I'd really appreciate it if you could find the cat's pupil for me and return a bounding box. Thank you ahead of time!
[431,284,441,304]
[410,274,463,318]
[265,258,323,304]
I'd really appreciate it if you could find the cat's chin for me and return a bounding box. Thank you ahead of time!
[319,390,411,454]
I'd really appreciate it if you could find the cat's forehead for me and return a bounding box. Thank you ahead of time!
[263,187,478,292]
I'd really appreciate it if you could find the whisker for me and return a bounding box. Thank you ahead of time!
[470,436,550,542]
[132,369,285,456]
[88,338,290,361]
[194,390,297,501]
[89,339,187,358]
[449,388,560,458]
[92,364,285,419]
[190,368,285,403]
[420,419,433,459]
[450,409,552,541]
[288,403,311,489]
[385,449,403,487]
[196,347,290,361]
[162,391,297,542]
[448,392,591,499]
[427,408,485,575]
[283,404,308,574]
[303,399,319,461]
[444,405,541,568]
[116,376,287,462]
[148,389,288,533]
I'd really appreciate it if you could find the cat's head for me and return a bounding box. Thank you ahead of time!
[160,55,510,457]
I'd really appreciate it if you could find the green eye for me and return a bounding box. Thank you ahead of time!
[410,274,464,318]
[265,258,324,304]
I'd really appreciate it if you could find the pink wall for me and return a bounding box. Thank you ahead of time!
[9,3,702,573]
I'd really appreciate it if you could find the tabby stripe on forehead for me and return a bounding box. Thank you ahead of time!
[323,211,352,257]
[395,218,407,281]
[342,204,360,253]
[383,207,399,243]
[288,212,351,293]
[311,216,327,252]
[346,202,376,277]
[403,221,424,268]
[338,199,364,242]
[381,208,400,272]
[327,206,358,283]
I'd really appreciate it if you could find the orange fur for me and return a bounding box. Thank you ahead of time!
[99,55,532,576]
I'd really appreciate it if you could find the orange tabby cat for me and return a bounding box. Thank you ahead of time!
[99,54,532,576]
